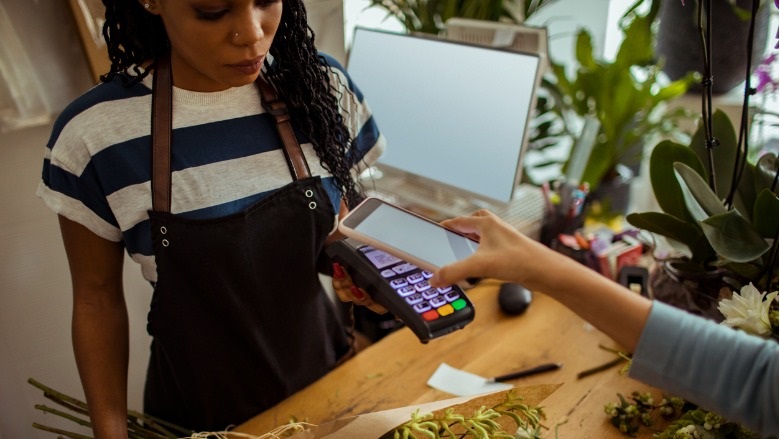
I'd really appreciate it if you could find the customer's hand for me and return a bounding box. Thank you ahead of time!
[331,262,387,314]
[430,209,558,291]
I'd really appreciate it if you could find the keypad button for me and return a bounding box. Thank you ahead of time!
[421,270,434,279]
[422,310,439,321]
[437,286,453,293]
[452,298,467,311]
[397,286,416,297]
[389,278,408,289]
[405,294,424,305]
[392,263,417,274]
[413,302,432,313]
[422,290,439,300]
[430,297,447,308]
[414,281,432,292]
[380,269,396,278]
[406,272,424,284]
[438,304,455,316]
[444,291,460,302]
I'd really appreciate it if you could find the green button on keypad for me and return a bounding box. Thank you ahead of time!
[452,298,467,310]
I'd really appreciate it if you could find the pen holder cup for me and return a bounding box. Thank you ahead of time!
[540,212,586,247]
[549,238,598,271]
[539,188,589,247]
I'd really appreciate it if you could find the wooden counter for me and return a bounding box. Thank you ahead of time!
[237,282,662,438]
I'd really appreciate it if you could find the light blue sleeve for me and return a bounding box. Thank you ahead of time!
[629,301,779,437]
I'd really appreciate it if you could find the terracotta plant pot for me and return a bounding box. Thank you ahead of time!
[648,258,743,322]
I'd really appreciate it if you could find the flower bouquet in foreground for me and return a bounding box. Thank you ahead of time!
[28,379,561,439]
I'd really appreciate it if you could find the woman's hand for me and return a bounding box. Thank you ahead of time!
[430,209,553,290]
[331,262,387,314]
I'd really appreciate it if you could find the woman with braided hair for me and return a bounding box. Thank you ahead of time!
[37,0,385,435]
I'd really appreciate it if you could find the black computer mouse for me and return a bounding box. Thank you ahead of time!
[498,282,533,315]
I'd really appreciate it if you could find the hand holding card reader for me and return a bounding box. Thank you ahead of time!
[326,238,475,343]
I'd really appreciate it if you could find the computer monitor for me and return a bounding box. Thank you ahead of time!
[346,27,543,205]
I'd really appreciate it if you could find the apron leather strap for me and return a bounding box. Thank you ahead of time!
[256,77,312,180]
[151,54,173,213]
[150,53,312,214]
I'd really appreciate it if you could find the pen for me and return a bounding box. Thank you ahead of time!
[486,362,562,383]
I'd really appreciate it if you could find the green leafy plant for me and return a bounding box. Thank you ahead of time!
[382,391,546,439]
[534,0,697,191]
[626,109,779,291]
[625,0,779,293]
[364,0,553,35]
[604,391,761,438]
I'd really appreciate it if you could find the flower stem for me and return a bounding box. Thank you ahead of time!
[726,0,761,208]
[697,0,718,192]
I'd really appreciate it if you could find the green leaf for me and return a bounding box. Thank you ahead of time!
[615,13,654,68]
[753,189,779,238]
[673,162,728,221]
[734,163,758,222]
[689,109,738,199]
[649,141,706,221]
[701,211,770,263]
[755,153,779,194]
[652,72,698,104]
[722,261,765,282]
[626,212,704,250]
[575,30,596,69]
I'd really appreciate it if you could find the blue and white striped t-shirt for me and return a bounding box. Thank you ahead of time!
[37,54,385,283]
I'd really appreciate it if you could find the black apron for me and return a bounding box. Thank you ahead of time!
[143,54,351,432]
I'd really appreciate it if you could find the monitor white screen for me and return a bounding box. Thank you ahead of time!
[346,28,541,203]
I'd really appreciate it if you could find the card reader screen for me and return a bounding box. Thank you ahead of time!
[361,247,402,269]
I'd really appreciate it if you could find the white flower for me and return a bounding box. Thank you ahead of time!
[718,283,778,337]
[515,424,538,439]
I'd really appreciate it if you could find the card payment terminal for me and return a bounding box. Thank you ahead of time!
[326,238,475,343]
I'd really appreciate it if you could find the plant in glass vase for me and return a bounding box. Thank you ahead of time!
[626,0,779,321]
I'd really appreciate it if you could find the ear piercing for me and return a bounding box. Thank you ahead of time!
[144,3,150,8]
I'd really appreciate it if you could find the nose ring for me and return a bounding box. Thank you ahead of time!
[234,32,239,38]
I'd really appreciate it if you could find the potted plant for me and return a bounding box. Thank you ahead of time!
[625,0,779,320]
[531,0,697,215]
[363,0,553,35]
[626,108,778,319]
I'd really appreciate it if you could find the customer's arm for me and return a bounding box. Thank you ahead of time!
[429,209,652,352]
[631,301,779,437]
[430,210,779,436]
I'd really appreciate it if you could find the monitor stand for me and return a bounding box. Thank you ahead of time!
[362,166,544,241]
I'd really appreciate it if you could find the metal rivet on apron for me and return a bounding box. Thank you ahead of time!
[162,238,170,247]
[304,189,314,198]
[160,226,167,234]
[308,201,317,210]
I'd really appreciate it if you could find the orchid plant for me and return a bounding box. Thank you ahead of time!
[626,0,779,293]
[614,1,779,435]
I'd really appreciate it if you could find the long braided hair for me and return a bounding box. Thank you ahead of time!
[100,0,364,208]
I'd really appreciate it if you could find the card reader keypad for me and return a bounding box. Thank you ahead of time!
[358,245,469,322]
